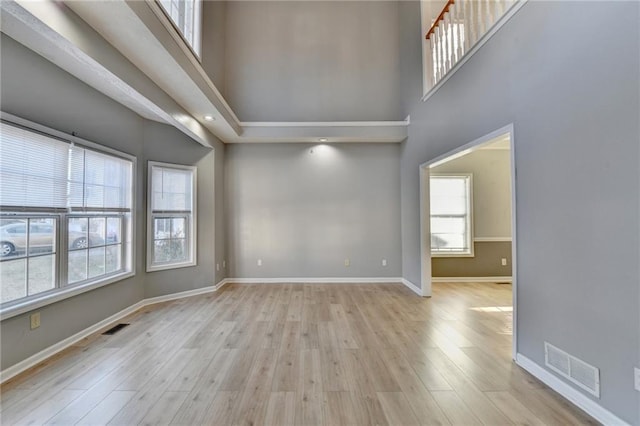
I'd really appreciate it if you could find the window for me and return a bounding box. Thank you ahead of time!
[158,0,202,56]
[147,162,196,271]
[0,119,134,311]
[430,174,473,256]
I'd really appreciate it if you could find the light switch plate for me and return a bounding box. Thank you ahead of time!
[634,367,640,392]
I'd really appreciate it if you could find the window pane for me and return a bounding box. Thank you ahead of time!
[154,218,171,240]
[69,218,89,249]
[88,247,106,279]
[28,219,56,256]
[431,217,466,234]
[28,254,55,296]
[107,217,121,244]
[89,217,106,247]
[171,217,186,238]
[0,258,26,303]
[432,233,467,251]
[153,239,187,264]
[106,244,122,273]
[1,219,27,258]
[170,239,187,261]
[68,250,88,283]
[153,240,171,263]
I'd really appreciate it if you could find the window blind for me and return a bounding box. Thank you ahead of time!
[0,122,132,210]
[0,122,70,208]
[151,165,193,212]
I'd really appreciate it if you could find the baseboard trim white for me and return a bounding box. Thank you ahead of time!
[401,278,423,296]
[223,277,403,284]
[432,276,513,283]
[0,279,232,385]
[515,353,630,426]
[0,300,145,384]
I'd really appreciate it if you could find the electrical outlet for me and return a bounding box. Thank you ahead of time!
[635,367,640,392]
[257,259,262,266]
[30,312,41,330]
[501,258,508,266]
[382,259,387,266]
[216,263,220,271]
[344,258,350,267]
[223,260,226,268]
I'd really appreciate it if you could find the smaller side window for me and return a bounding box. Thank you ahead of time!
[147,162,197,272]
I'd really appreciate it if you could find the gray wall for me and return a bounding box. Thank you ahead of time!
[225,143,402,278]
[0,34,227,369]
[399,1,639,423]
[201,0,227,98]
[222,1,401,122]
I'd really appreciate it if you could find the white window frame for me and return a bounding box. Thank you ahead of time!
[430,173,474,257]
[0,112,136,320]
[147,161,197,272]
[157,0,203,58]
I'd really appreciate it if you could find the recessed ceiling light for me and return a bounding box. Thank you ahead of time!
[204,115,215,121]
[319,138,328,142]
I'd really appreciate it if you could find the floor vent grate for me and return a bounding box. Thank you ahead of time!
[102,323,130,335]
[544,342,600,397]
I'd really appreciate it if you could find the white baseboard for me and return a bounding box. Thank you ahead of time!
[515,353,630,426]
[432,276,513,283]
[401,278,423,296]
[0,300,145,384]
[0,279,231,384]
[223,277,403,284]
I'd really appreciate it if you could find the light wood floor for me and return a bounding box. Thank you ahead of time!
[1,282,598,425]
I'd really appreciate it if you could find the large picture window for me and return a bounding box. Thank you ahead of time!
[430,174,473,256]
[0,119,134,312]
[147,162,196,271]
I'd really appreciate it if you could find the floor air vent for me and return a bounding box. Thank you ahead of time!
[544,342,600,397]
[102,323,130,335]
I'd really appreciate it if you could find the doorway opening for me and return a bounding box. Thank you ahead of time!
[419,124,517,358]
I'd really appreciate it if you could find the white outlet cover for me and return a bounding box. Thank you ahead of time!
[344,258,350,267]
[634,367,640,392]
[216,263,220,271]
[382,259,387,266]
[257,259,262,266]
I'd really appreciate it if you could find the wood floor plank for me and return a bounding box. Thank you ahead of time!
[265,391,296,426]
[1,283,599,426]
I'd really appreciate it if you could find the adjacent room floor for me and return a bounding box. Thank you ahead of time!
[0,282,597,425]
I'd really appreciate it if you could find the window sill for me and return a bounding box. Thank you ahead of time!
[146,260,196,273]
[0,271,135,321]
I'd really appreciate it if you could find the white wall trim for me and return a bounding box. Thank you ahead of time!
[224,277,403,284]
[473,237,512,242]
[239,120,410,128]
[401,278,424,296]
[0,300,145,384]
[432,276,513,283]
[0,279,230,384]
[515,353,630,426]
[421,0,529,103]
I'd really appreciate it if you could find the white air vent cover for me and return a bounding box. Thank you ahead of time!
[545,342,600,397]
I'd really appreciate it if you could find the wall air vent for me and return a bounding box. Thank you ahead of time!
[544,342,600,397]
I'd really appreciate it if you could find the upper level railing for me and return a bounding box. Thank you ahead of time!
[424,0,519,94]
